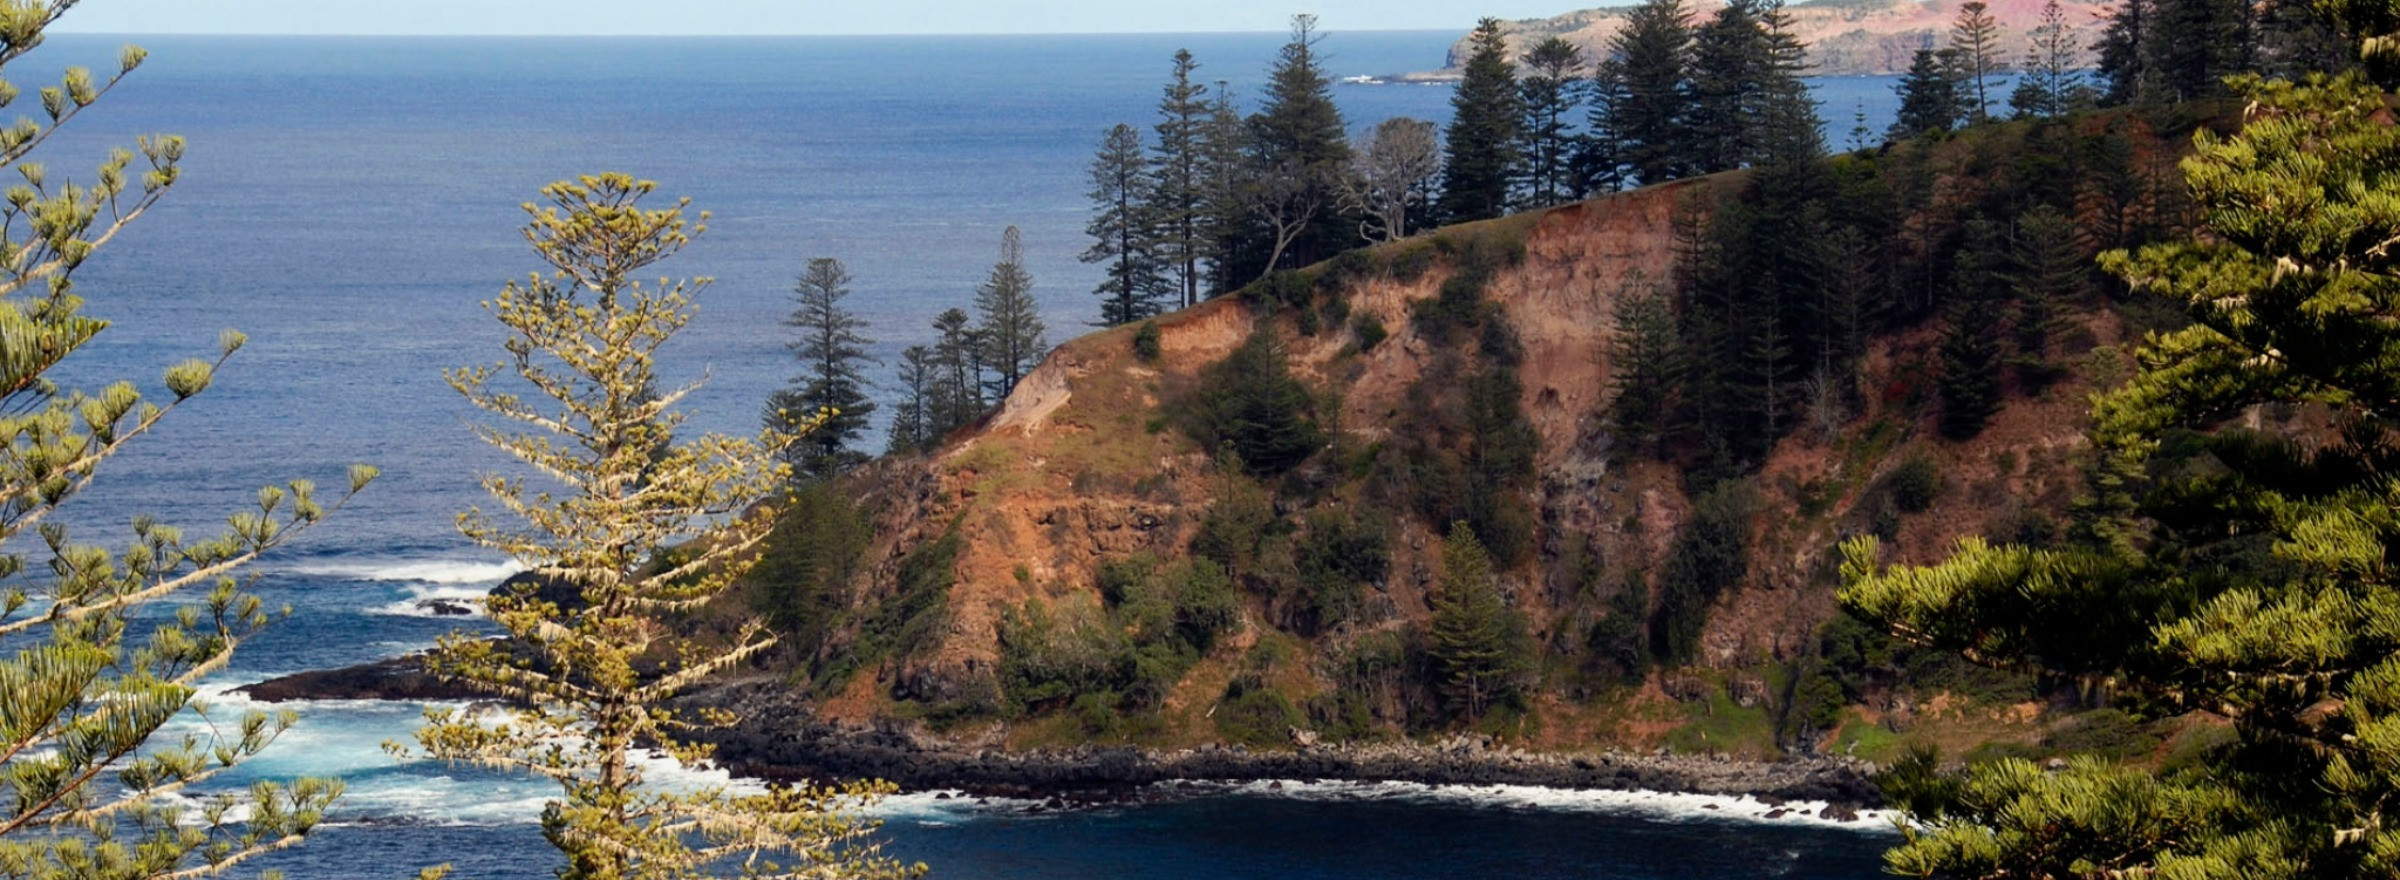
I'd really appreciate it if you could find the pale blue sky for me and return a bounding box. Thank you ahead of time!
[52,2,1581,36]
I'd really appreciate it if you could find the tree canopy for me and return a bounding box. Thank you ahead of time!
[418,175,916,880]
[1437,18,1523,224]
[1843,70,2400,878]
[768,256,878,481]
[0,11,375,878]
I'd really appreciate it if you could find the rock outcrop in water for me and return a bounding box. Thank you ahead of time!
[240,654,483,703]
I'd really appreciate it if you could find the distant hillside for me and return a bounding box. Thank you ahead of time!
[1406,0,2109,77]
[731,106,2215,766]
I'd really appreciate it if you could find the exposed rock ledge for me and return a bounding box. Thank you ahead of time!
[240,654,486,703]
[241,665,1879,815]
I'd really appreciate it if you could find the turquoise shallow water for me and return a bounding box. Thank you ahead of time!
[21,30,1903,878]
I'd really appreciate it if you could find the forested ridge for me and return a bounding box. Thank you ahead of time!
[9,0,2390,873]
[739,3,2242,745]
[724,0,2400,872]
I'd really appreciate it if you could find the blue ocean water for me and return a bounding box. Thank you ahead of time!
[18,30,1903,878]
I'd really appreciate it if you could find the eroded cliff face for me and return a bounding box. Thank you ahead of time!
[1426,0,2110,78]
[813,180,1691,724]
[801,117,2158,754]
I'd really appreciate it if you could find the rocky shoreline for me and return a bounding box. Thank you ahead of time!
[243,661,1883,815]
[708,722,1879,818]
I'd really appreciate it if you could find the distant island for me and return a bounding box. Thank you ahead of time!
[1389,0,2108,78]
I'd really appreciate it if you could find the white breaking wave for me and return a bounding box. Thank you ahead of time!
[286,558,524,586]
[277,557,522,617]
[1190,779,1902,831]
[869,790,1043,823]
[180,689,1896,835]
[367,584,496,619]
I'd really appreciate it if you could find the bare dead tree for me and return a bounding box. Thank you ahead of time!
[1246,157,1327,282]
[1340,116,1442,244]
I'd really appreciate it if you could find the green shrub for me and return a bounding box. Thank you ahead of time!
[1167,328,1326,476]
[1319,629,1414,739]
[918,676,1003,730]
[1318,291,1352,329]
[1352,314,1388,351]
[1168,559,1241,652]
[1096,556,1149,605]
[1405,229,1525,347]
[1409,265,1493,345]
[1388,243,1434,282]
[1887,452,1942,513]
[1390,360,1540,568]
[1071,691,1126,738]
[1779,658,1848,744]
[1651,480,1757,665]
[1316,248,1377,296]
[2160,722,2238,773]
[1246,269,1312,312]
[1866,493,1903,540]
[1217,687,1301,747]
[1286,508,1391,636]
[1312,688,1381,743]
[812,530,958,695]
[748,481,872,657]
[1587,572,1651,683]
[1191,484,1284,579]
[1993,507,2060,544]
[1433,224,1527,268]
[1133,320,1162,362]
[1215,671,1303,748]
[997,598,1133,716]
[1085,555,1237,712]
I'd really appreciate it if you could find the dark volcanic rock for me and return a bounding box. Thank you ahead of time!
[492,570,584,612]
[680,682,1885,807]
[235,669,1885,808]
[417,598,478,617]
[238,654,484,703]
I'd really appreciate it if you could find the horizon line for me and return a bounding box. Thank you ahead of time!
[46,26,1461,39]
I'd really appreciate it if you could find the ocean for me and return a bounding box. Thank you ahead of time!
[22,30,1903,878]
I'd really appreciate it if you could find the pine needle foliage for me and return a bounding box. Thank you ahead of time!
[1437,18,1521,224]
[1249,15,1353,271]
[1842,72,2400,878]
[1083,123,1169,327]
[1428,523,1531,722]
[1517,37,1584,209]
[975,226,1045,402]
[407,174,917,880]
[767,257,877,482]
[1947,0,2008,121]
[0,4,376,877]
[1148,50,1211,311]
[1607,0,1697,186]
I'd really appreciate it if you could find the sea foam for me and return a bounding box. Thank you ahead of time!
[366,583,498,618]
[285,558,524,586]
[1187,779,1901,831]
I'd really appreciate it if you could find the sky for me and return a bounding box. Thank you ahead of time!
[51,1,1589,36]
